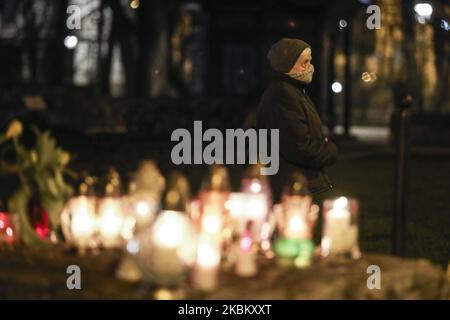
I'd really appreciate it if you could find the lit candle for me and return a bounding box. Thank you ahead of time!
[329,197,352,252]
[0,212,15,245]
[274,171,318,266]
[282,196,318,240]
[97,168,133,249]
[97,197,126,248]
[61,174,99,251]
[194,165,230,248]
[245,194,269,241]
[226,192,269,243]
[130,210,197,287]
[201,198,224,238]
[163,171,192,212]
[192,239,221,291]
[240,174,272,243]
[226,192,247,232]
[286,215,308,239]
[123,196,158,233]
[235,226,257,277]
[321,197,360,258]
[127,160,165,231]
[68,196,97,249]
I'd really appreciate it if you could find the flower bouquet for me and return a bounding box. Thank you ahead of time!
[0,120,73,247]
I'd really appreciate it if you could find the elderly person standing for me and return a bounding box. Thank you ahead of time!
[256,38,338,202]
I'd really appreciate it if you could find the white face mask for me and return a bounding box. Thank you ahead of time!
[285,64,314,84]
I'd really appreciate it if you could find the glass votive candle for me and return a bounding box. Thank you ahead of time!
[321,196,361,259]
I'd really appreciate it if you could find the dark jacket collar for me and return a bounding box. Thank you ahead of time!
[271,71,308,90]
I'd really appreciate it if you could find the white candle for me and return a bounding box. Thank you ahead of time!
[198,191,227,241]
[322,197,359,257]
[201,212,222,236]
[130,211,197,286]
[226,193,246,233]
[98,197,125,248]
[329,197,351,253]
[151,211,197,285]
[70,196,97,248]
[61,196,98,251]
[227,192,268,241]
[192,240,221,291]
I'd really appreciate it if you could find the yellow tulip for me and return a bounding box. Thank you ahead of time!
[5,120,23,139]
[58,151,70,166]
[30,150,38,164]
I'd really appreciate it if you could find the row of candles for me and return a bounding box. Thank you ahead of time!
[0,161,360,292]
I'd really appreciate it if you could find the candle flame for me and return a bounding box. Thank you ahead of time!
[240,235,253,252]
[330,197,350,219]
[201,214,222,234]
[6,227,13,237]
[98,198,125,247]
[250,181,262,193]
[71,197,96,238]
[288,216,307,233]
[333,197,348,211]
[197,241,220,268]
[136,201,150,216]
[126,239,140,254]
[153,211,190,248]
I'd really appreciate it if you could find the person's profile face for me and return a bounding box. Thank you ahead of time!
[289,48,313,73]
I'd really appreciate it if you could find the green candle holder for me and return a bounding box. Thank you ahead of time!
[274,238,315,267]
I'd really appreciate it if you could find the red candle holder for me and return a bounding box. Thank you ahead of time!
[0,212,16,245]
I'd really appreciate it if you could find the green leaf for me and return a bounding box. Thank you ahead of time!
[40,193,67,230]
[36,131,60,169]
[0,133,6,144]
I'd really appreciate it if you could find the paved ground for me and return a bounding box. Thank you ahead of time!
[0,246,447,299]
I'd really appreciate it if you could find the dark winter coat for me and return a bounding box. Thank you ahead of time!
[256,72,338,201]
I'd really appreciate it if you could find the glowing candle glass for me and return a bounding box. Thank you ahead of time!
[128,210,197,287]
[126,161,165,231]
[0,212,16,245]
[196,191,229,242]
[321,196,361,259]
[226,191,271,244]
[274,197,318,265]
[97,168,135,249]
[278,195,319,241]
[240,176,272,243]
[274,171,318,266]
[61,195,98,250]
[192,165,231,247]
[97,197,132,248]
[235,226,257,277]
[192,237,221,291]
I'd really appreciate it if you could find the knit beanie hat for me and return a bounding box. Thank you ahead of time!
[267,38,311,73]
